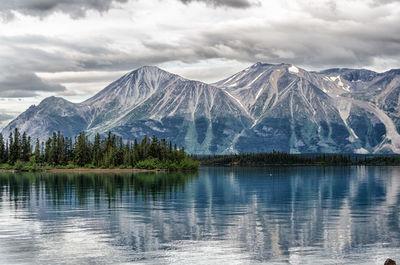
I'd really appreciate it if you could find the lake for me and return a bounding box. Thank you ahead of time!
[0,166,399,264]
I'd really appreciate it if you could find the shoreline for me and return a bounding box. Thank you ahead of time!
[201,163,400,167]
[0,168,169,174]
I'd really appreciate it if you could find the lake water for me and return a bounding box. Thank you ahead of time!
[0,166,399,264]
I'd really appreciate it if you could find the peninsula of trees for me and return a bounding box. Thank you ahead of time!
[0,129,199,171]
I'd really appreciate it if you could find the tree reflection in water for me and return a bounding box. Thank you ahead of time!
[0,171,198,206]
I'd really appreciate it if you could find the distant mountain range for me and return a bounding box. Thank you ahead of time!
[3,63,400,154]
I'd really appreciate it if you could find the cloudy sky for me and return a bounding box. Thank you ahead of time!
[0,0,400,129]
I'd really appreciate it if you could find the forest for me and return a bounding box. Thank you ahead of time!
[198,152,400,166]
[0,128,199,171]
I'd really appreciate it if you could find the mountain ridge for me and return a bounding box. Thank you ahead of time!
[3,63,400,154]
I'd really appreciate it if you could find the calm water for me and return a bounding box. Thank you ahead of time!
[0,166,400,265]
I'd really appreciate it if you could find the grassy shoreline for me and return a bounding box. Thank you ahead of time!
[0,156,199,173]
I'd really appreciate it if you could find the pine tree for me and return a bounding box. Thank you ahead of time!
[160,138,167,160]
[141,136,150,159]
[34,139,41,163]
[133,139,139,163]
[57,131,65,165]
[149,135,159,159]
[123,140,131,166]
[116,137,124,165]
[8,133,13,163]
[21,132,31,162]
[9,129,20,164]
[0,133,4,163]
[44,138,51,163]
[4,140,9,163]
[50,132,58,165]
[74,132,90,166]
[92,133,101,166]
[65,137,73,162]
[178,146,185,160]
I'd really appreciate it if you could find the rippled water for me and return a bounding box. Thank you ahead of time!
[0,166,399,264]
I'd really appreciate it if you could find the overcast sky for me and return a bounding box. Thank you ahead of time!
[1,0,400,129]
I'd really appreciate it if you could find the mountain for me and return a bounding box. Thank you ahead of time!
[3,63,400,154]
[2,66,251,154]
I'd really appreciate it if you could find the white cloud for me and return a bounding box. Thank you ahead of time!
[0,0,399,124]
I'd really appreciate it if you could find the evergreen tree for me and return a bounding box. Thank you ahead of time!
[149,135,159,159]
[50,132,58,165]
[123,140,131,166]
[9,129,20,164]
[65,137,73,162]
[92,133,101,166]
[34,139,41,163]
[74,132,90,166]
[141,136,150,159]
[44,138,51,163]
[21,132,31,162]
[57,131,65,165]
[4,140,9,163]
[160,139,167,160]
[133,139,139,164]
[0,133,4,163]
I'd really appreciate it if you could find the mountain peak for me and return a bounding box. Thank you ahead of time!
[42,95,65,101]
[134,65,163,72]
[40,96,74,106]
[84,65,180,104]
[250,62,275,69]
[128,65,177,76]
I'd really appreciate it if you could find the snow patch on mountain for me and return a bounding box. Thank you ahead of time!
[355,148,369,154]
[255,88,263,100]
[248,72,264,87]
[288,65,299,74]
[223,90,249,115]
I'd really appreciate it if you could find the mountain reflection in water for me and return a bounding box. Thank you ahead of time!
[0,166,399,265]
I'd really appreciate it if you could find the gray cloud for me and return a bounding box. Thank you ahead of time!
[372,0,399,5]
[0,72,66,98]
[1,17,400,97]
[0,0,128,20]
[2,10,400,76]
[0,112,17,131]
[0,113,14,122]
[0,0,400,101]
[138,15,400,71]
[178,0,256,8]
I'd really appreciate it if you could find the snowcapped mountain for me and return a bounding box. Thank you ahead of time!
[3,63,400,154]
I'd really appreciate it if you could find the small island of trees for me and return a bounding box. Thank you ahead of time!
[0,129,199,171]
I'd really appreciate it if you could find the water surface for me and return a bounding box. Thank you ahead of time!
[0,166,399,264]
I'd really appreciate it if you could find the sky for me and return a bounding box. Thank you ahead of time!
[0,0,400,129]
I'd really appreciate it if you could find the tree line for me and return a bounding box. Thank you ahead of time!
[197,151,400,166]
[0,129,199,170]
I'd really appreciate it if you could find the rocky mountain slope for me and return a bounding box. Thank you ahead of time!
[3,63,400,154]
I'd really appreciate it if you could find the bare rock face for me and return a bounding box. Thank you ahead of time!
[3,63,400,154]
